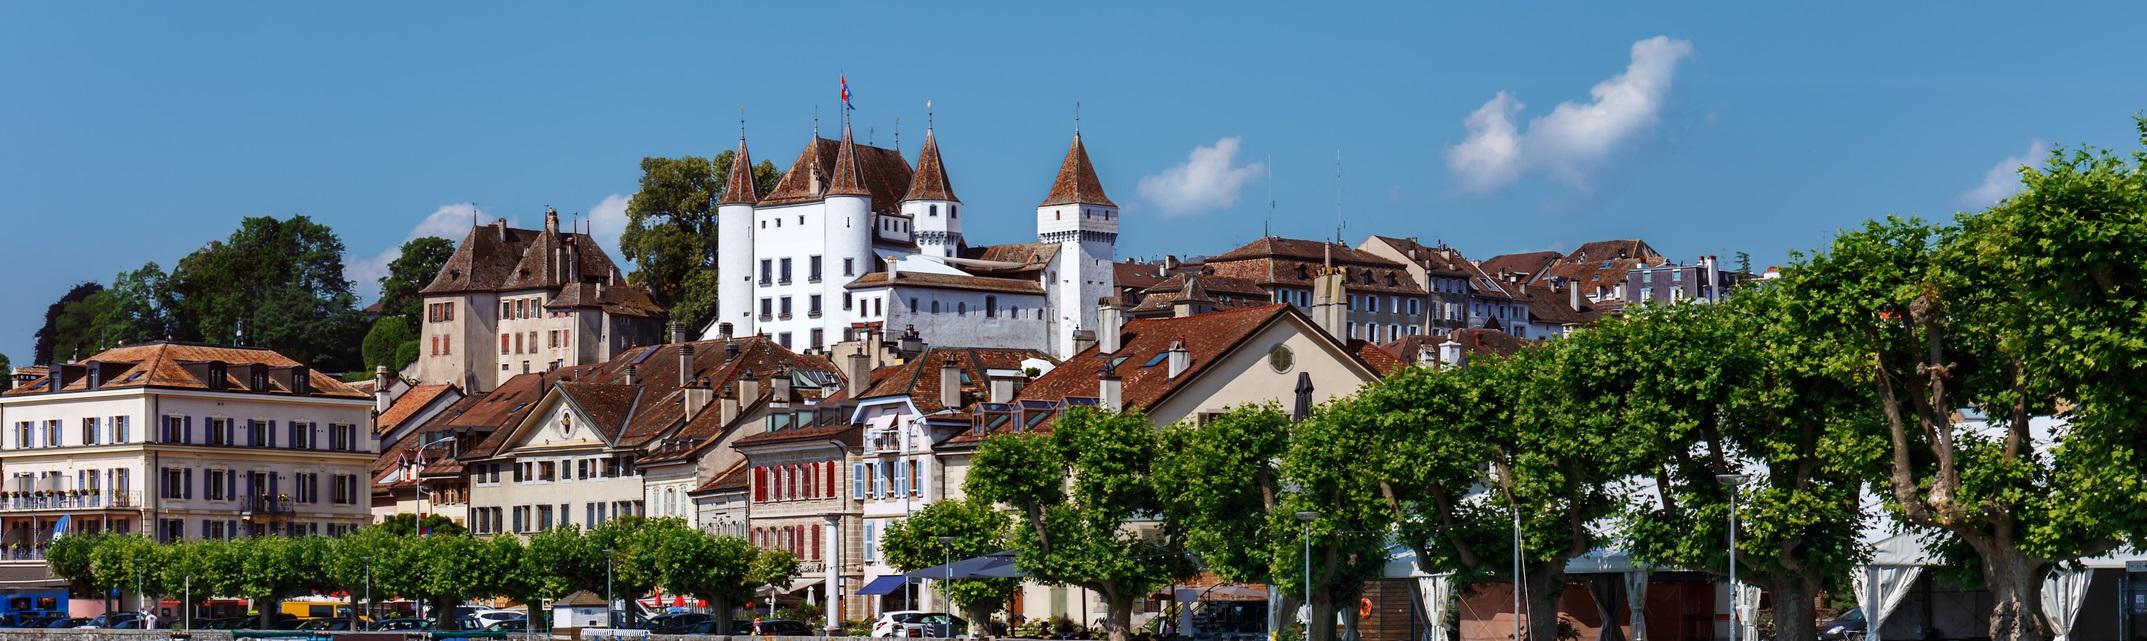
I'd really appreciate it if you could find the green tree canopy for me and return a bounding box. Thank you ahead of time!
[362,317,417,372]
[881,498,1021,627]
[618,152,779,331]
[967,408,1192,641]
[378,236,456,325]
[33,281,103,363]
[170,215,366,371]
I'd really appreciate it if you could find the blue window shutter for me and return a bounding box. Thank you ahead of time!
[864,522,877,562]
[183,416,193,444]
[895,460,909,496]
[852,464,866,500]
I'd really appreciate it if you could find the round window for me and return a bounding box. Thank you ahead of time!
[1268,344,1295,373]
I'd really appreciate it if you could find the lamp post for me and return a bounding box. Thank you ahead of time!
[606,548,618,629]
[363,556,374,629]
[1717,473,1748,641]
[936,536,956,616]
[411,436,459,537]
[1295,510,1319,637]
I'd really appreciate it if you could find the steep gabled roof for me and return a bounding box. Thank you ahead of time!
[903,128,958,202]
[858,347,1054,414]
[376,384,456,435]
[1019,304,1381,413]
[759,137,914,211]
[1040,133,1114,207]
[1479,251,1562,282]
[421,222,541,295]
[554,382,645,443]
[1205,237,1427,296]
[689,461,752,495]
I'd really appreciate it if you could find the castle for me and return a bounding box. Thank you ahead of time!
[705,117,1117,360]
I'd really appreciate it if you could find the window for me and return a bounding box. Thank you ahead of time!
[843,292,853,311]
[810,328,824,350]
[779,297,792,317]
[162,416,188,444]
[44,420,60,448]
[958,301,966,315]
[760,298,773,318]
[501,301,512,318]
[874,298,883,317]
[205,418,233,446]
[501,333,511,353]
[910,459,923,497]
[985,296,997,318]
[1368,296,1379,312]
[809,256,823,282]
[931,300,940,314]
[779,258,793,283]
[81,417,98,446]
[331,423,357,451]
[536,505,553,531]
[809,294,822,316]
[844,257,856,277]
[111,416,128,443]
[760,259,773,284]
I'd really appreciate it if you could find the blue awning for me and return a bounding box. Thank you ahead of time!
[856,575,908,596]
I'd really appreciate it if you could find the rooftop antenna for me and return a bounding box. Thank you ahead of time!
[868,126,875,146]
[813,105,821,139]
[1074,100,1082,136]
[1265,153,1275,239]
[926,99,935,131]
[738,106,746,143]
[893,116,900,153]
[1333,149,1346,245]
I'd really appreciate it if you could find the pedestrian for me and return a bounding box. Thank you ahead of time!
[140,608,158,630]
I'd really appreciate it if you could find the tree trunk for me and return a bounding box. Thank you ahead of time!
[1103,590,1139,641]
[527,599,544,633]
[1972,540,2050,641]
[259,593,279,629]
[711,596,734,635]
[433,595,456,630]
[964,599,997,637]
[1308,589,1336,641]
[1523,563,1566,641]
[1764,576,1820,641]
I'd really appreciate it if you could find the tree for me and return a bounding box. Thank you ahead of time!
[33,281,103,363]
[1276,398,1411,641]
[362,317,417,372]
[1154,405,1308,635]
[515,526,602,621]
[170,215,366,371]
[376,513,468,538]
[609,518,793,632]
[231,536,336,627]
[0,353,10,391]
[618,152,779,330]
[416,534,516,628]
[93,263,176,348]
[882,498,1021,628]
[46,533,104,608]
[967,408,1193,641]
[378,236,456,326]
[1615,297,1878,641]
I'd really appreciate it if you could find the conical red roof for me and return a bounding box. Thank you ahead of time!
[1039,133,1114,208]
[903,128,958,202]
[720,137,759,205]
[827,124,871,197]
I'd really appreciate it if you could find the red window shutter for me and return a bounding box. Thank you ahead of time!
[753,467,765,502]
[812,525,822,560]
[826,462,836,498]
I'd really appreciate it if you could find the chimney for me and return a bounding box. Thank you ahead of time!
[545,208,559,233]
[939,355,963,410]
[625,364,638,386]
[718,322,735,340]
[1310,266,1350,340]
[1438,338,1465,369]
[1416,344,1439,368]
[1166,340,1191,379]
[1569,283,1582,312]
[1163,255,1180,270]
[1071,330,1096,355]
[845,351,872,399]
[683,378,713,420]
[496,218,509,242]
[736,369,761,402]
[674,324,694,387]
[988,371,1018,404]
[1097,306,1125,355]
[898,325,925,359]
[770,368,793,403]
[1097,363,1123,412]
[374,366,393,414]
[718,385,741,424]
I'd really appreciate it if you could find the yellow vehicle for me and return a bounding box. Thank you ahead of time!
[278,599,352,621]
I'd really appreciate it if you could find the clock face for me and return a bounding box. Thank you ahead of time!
[1268,344,1294,373]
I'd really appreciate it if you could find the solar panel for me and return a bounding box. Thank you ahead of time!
[629,347,661,365]
[1140,352,1170,368]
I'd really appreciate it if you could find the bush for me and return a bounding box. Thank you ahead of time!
[361,318,414,372]
[393,340,420,371]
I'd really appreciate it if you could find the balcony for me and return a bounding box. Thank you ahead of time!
[240,494,296,518]
[0,490,142,512]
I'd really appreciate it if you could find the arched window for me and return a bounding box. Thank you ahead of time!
[931,300,940,313]
[958,302,967,316]
[985,296,997,318]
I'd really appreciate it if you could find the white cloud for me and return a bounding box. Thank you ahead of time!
[1958,140,2046,207]
[1137,136,1267,217]
[1446,36,1695,194]
[587,194,630,261]
[346,203,487,301]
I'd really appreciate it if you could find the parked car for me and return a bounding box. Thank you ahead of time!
[470,609,526,629]
[373,617,434,631]
[1818,608,1867,641]
[874,611,956,638]
[45,617,90,628]
[78,612,139,629]
[649,612,712,634]
[758,619,816,636]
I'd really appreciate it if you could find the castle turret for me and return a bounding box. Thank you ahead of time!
[712,133,760,339]
[821,123,875,349]
[902,124,961,258]
[1037,131,1119,358]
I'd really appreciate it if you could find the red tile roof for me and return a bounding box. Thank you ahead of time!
[759,137,914,212]
[827,126,872,197]
[555,382,646,442]
[1018,304,1374,412]
[376,384,455,435]
[1380,329,1527,365]
[720,138,760,205]
[1040,133,1114,207]
[1365,236,1474,279]
[844,271,1045,295]
[5,342,365,399]
[860,347,1055,414]
[1351,340,1406,377]
[690,461,752,494]
[1206,237,1426,296]
[1479,251,1562,281]
[903,128,958,202]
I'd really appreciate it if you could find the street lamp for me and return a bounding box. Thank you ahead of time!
[362,556,374,630]
[411,436,459,537]
[936,536,957,617]
[1295,510,1319,634]
[606,548,618,629]
[1717,473,1749,641]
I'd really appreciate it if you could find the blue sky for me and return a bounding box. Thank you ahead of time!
[4,2,2145,364]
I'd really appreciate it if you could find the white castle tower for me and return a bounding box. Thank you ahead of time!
[1036,131,1119,357]
[901,122,961,258]
[714,132,759,337]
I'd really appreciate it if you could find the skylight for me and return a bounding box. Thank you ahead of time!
[1140,352,1170,368]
